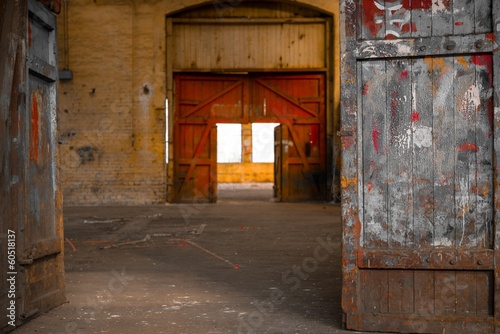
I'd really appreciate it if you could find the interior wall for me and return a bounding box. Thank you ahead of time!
[57,0,340,205]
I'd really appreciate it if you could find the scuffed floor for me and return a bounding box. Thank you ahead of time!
[12,188,369,334]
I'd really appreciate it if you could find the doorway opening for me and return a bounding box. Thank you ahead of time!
[217,122,280,201]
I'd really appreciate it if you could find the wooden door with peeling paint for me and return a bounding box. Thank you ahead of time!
[173,75,246,203]
[341,0,499,332]
[252,75,326,201]
[1,0,64,330]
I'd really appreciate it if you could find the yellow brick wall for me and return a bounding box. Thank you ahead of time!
[57,0,339,204]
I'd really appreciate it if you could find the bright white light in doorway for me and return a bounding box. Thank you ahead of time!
[217,124,242,163]
[252,123,279,163]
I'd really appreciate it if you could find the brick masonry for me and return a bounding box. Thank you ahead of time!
[57,0,340,205]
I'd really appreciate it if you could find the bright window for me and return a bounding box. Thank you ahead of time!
[252,123,279,163]
[217,124,242,163]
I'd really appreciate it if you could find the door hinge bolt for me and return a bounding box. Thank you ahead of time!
[477,260,483,265]
[449,259,456,265]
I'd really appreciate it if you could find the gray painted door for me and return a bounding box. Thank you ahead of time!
[341,0,500,332]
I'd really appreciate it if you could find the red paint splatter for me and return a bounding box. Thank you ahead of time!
[372,127,380,155]
[367,182,373,193]
[412,0,433,10]
[459,143,479,152]
[233,264,240,270]
[362,82,369,95]
[360,0,385,38]
[411,111,420,122]
[472,54,493,82]
[455,22,464,26]
[400,70,409,80]
[30,93,39,163]
[179,243,187,247]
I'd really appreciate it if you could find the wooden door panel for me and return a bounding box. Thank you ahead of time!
[253,75,326,201]
[341,0,498,332]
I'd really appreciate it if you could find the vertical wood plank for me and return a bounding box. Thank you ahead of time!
[473,54,494,249]
[362,60,388,249]
[340,0,361,324]
[454,55,477,248]
[387,58,413,249]
[414,270,435,315]
[491,0,500,325]
[432,0,453,36]
[453,0,475,35]
[474,0,493,34]
[431,56,456,248]
[362,270,389,313]
[412,0,433,37]
[388,270,414,314]
[412,58,434,247]
[456,272,477,315]
[435,271,456,315]
[476,271,494,316]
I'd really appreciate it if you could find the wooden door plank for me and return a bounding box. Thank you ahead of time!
[434,271,456,315]
[454,55,478,249]
[412,0,433,37]
[362,270,388,313]
[474,0,492,34]
[414,270,435,315]
[473,54,494,250]
[456,271,477,315]
[432,0,453,36]
[453,0,475,35]
[476,271,494,316]
[431,56,456,249]
[361,60,388,249]
[386,58,414,249]
[388,270,414,314]
[411,57,434,248]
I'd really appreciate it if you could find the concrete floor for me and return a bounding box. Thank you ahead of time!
[13,185,372,334]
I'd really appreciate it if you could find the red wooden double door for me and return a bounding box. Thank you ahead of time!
[173,74,326,203]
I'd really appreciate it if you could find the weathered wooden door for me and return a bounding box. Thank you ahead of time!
[1,0,64,330]
[173,75,246,203]
[173,74,326,203]
[341,0,499,332]
[19,0,65,322]
[253,75,326,201]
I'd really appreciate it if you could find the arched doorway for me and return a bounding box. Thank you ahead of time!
[167,1,333,203]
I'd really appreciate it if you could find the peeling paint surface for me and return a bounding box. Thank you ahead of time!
[344,0,497,329]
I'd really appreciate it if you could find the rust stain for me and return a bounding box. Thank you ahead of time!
[424,57,446,73]
[30,93,39,163]
[341,177,357,189]
[458,142,479,152]
[456,56,469,71]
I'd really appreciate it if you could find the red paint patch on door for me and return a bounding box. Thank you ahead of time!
[411,111,420,122]
[400,70,409,80]
[362,82,369,95]
[459,142,479,152]
[372,127,380,155]
[30,93,40,163]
